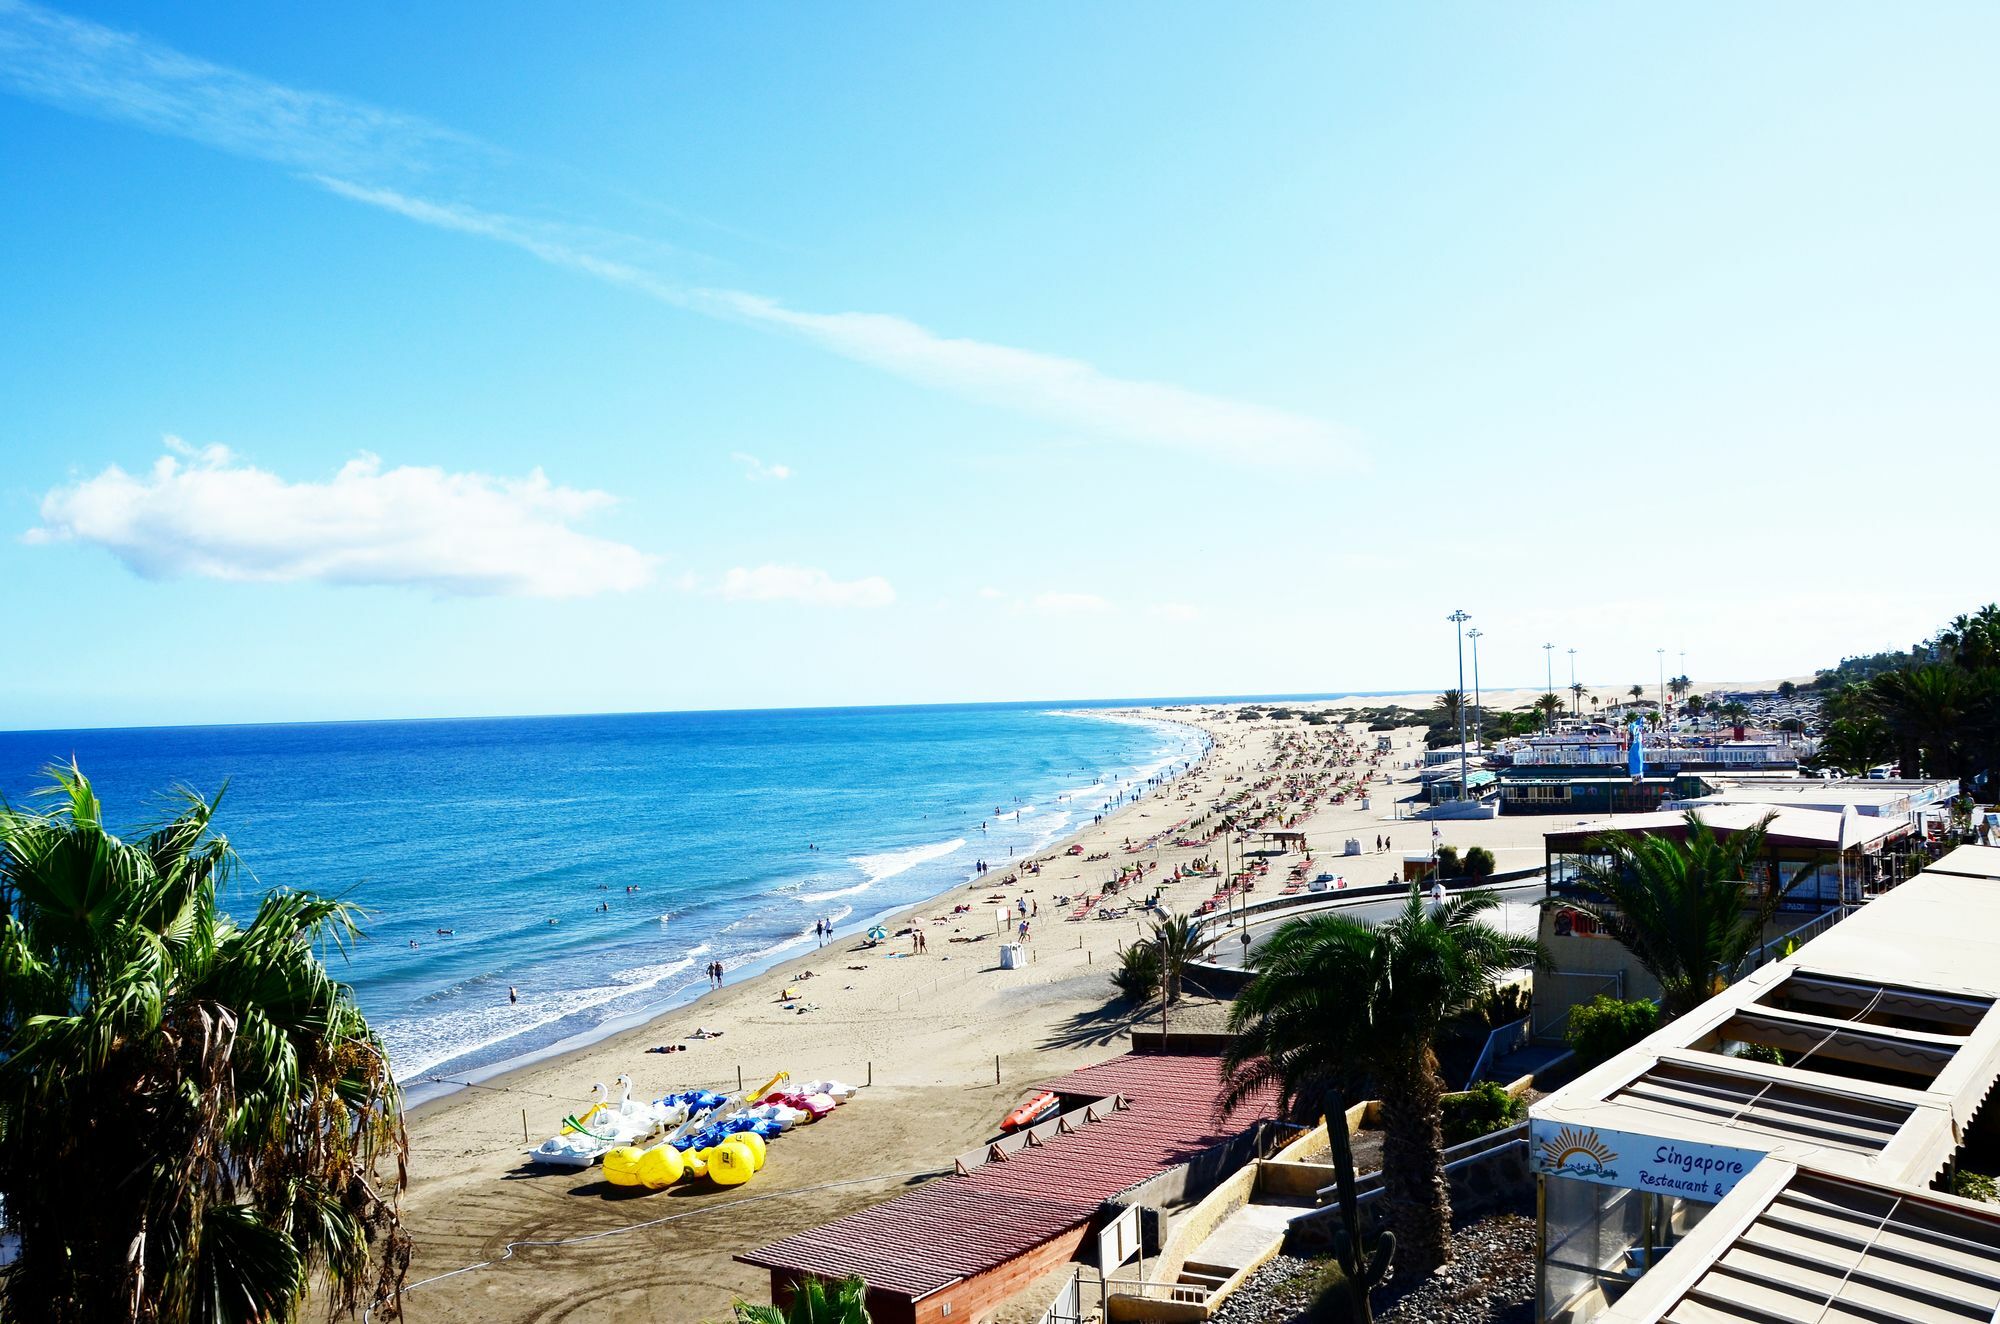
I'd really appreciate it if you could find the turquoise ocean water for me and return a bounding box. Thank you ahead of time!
[0,701,1262,1094]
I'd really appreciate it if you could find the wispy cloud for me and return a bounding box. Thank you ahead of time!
[27,441,654,597]
[731,452,793,482]
[718,565,895,609]
[0,1,1355,468]
[1150,602,1201,623]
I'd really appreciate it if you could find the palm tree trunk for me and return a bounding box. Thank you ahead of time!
[1377,1049,1451,1280]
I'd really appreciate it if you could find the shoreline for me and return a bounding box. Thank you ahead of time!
[392,692,1795,1322]
[402,709,1215,1114]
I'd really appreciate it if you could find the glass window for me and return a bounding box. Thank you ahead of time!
[1540,1176,1714,1324]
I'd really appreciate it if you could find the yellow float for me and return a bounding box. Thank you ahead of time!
[637,1144,685,1189]
[709,1139,757,1186]
[727,1131,767,1170]
[602,1146,645,1186]
[684,1149,709,1178]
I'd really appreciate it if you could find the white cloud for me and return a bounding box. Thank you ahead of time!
[731,452,793,481]
[28,445,653,598]
[702,294,1350,466]
[717,565,895,609]
[1150,602,1201,623]
[0,3,1356,469]
[1031,591,1111,615]
[977,586,1007,600]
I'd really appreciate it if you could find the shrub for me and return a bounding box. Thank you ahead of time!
[1441,1081,1527,1146]
[1435,845,1461,879]
[1464,846,1496,880]
[1112,943,1162,1002]
[1565,994,1660,1068]
[1733,1042,1786,1066]
[1954,1169,1999,1203]
[1468,982,1532,1030]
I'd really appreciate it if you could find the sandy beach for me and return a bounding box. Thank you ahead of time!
[391,691,1760,1322]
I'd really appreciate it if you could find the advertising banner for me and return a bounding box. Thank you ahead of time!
[1531,1118,1764,1201]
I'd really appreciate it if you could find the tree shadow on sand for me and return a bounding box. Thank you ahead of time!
[1040,1000,1143,1051]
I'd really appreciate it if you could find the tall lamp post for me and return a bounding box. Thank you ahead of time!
[1568,648,1579,717]
[1656,648,1666,712]
[1449,610,1471,810]
[1543,643,1556,731]
[1467,628,1484,749]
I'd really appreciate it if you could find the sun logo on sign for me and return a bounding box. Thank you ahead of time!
[1540,1126,1618,1178]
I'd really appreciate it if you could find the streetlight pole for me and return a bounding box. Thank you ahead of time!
[1543,643,1556,731]
[1656,648,1666,712]
[1467,628,1484,750]
[1449,610,1471,809]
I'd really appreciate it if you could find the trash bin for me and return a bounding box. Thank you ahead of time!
[999,942,1023,970]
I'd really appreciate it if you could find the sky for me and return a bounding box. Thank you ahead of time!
[2,2,1996,729]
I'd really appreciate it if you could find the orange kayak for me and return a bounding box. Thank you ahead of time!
[1000,1090,1060,1133]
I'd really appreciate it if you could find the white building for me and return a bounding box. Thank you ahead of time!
[1530,844,2000,1323]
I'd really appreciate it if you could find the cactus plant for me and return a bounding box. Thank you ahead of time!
[1323,1096,1395,1320]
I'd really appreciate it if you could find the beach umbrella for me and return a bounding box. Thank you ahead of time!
[867,925,888,940]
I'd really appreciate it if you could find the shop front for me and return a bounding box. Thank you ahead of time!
[1532,1120,1763,1323]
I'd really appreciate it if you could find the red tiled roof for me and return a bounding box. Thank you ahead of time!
[738,1053,1280,1300]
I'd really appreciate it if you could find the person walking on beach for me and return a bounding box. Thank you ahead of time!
[714,960,726,987]
[1017,918,1031,943]
[508,985,518,1005]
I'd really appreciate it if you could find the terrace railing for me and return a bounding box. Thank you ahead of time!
[1465,1015,1531,1090]
[1034,1269,1085,1324]
[1722,907,1843,984]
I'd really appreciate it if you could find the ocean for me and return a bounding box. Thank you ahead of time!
[0,701,1225,1096]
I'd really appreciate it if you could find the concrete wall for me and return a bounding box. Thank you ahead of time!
[1257,1160,1339,1200]
[1106,1122,1277,1253]
[1144,1159,1263,1288]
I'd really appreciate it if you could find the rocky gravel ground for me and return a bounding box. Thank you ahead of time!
[1207,1205,1536,1324]
[1377,1210,1536,1323]
[1208,1254,1332,1324]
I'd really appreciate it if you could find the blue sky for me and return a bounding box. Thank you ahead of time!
[3,2,1995,728]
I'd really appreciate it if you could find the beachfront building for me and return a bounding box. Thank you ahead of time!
[1424,742,1492,767]
[1421,766,1499,808]
[1666,774,1960,828]
[1543,805,1911,912]
[1529,845,2000,1323]
[1495,738,1800,817]
[738,1053,1282,1324]
[1532,806,1913,1040]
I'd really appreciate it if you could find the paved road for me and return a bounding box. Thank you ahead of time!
[1201,879,1547,969]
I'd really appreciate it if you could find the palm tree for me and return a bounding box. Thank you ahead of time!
[1153,912,1216,1004]
[1435,690,1464,730]
[1865,663,1972,779]
[1220,888,1542,1284]
[0,764,408,1324]
[1670,675,1691,703]
[1559,810,1798,1019]
[1536,692,1564,730]
[1629,684,1644,704]
[1569,681,1585,716]
[736,1275,871,1324]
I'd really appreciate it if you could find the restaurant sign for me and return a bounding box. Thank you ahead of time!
[1530,1119,1764,1201]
